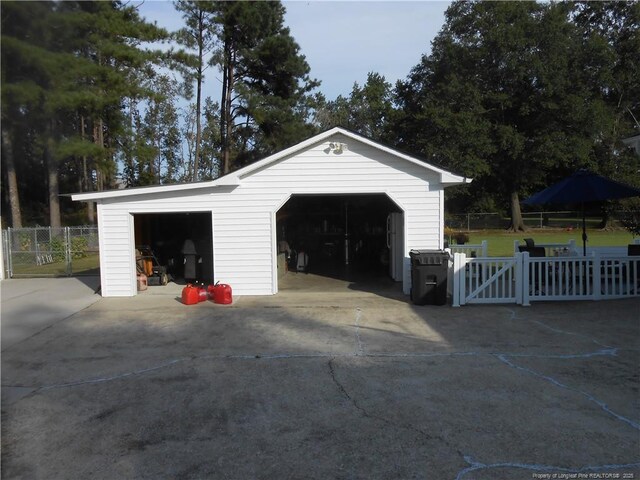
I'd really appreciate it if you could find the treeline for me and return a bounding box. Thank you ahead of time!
[316,1,640,230]
[1,0,317,227]
[2,1,639,231]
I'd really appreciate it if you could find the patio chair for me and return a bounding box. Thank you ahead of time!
[518,246,546,294]
[517,246,545,257]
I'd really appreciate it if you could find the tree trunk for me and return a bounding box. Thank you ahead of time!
[94,118,105,191]
[224,54,234,174]
[221,42,234,175]
[193,10,204,182]
[598,209,615,230]
[45,122,62,228]
[220,43,228,175]
[125,100,135,186]
[1,127,23,228]
[508,191,527,232]
[80,115,95,224]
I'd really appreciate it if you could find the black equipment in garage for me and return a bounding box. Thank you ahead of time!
[136,246,169,286]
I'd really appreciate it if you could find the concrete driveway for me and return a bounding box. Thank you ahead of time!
[1,279,639,479]
[1,276,101,351]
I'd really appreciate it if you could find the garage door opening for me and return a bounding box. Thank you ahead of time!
[133,212,213,286]
[276,194,403,290]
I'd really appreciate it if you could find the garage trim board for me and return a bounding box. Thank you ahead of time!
[72,128,471,297]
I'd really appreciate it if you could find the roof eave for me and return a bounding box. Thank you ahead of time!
[441,174,472,186]
[70,178,240,202]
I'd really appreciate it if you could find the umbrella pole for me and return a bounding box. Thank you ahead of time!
[582,202,587,256]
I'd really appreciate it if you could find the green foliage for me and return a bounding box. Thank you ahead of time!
[1,0,169,225]
[3,0,637,230]
[173,0,217,181]
[48,236,66,262]
[394,0,640,228]
[18,232,31,251]
[620,198,640,236]
[314,72,395,142]
[71,236,88,259]
[214,0,319,172]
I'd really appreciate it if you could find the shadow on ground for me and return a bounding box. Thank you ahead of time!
[1,285,639,479]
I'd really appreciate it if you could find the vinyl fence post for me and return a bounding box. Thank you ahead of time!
[452,253,460,307]
[514,252,520,304]
[453,252,466,307]
[481,240,488,258]
[592,252,601,301]
[521,251,530,306]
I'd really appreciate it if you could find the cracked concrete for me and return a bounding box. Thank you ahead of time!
[1,278,639,479]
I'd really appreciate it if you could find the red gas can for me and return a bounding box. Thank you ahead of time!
[197,286,208,302]
[181,284,200,305]
[207,284,216,298]
[212,283,233,305]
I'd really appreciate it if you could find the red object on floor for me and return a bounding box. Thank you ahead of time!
[198,286,208,302]
[211,284,233,304]
[181,284,199,305]
[137,273,148,292]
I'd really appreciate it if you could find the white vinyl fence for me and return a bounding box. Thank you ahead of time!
[448,240,488,258]
[453,252,640,306]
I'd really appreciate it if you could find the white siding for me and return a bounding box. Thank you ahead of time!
[97,204,135,297]
[96,133,444,296]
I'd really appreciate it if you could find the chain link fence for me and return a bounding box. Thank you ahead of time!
[2,226,99,278]
[446,211,633,231]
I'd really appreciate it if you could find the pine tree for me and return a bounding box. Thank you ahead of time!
[174,0,217,181]
[1,0,56,226]
[1,0,168,225]
[138,76,183,185]
[314,72,394,142]
[212,1,318,173]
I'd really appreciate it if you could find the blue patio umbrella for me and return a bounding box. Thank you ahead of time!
[523,169,640,255]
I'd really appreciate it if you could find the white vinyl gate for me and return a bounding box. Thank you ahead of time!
[452,255,522,306]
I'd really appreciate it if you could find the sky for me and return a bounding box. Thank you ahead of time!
[136,1,450,101]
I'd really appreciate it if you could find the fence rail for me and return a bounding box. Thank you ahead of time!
[448,241,488,258]
[2,226,99,278]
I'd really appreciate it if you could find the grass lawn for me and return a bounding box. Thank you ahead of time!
[10,253,100,276]
[466,229,638,257]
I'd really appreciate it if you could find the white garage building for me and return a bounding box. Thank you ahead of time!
[72,128,469,297]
